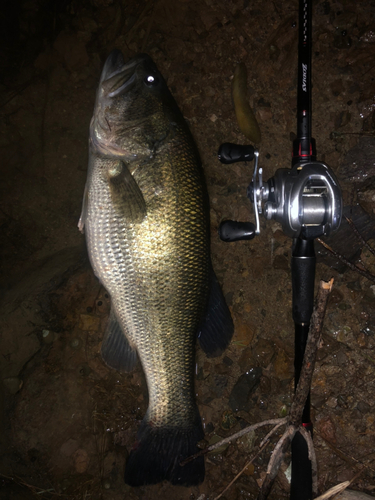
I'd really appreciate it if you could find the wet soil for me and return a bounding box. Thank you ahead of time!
[1,0,375,499]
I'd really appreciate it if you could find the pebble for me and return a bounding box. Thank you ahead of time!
[223,356,234,366]
[73,448,89,473]
[272,254,289,271]
[70,338,82,349]
[210,374,228,398]
[251,339,275,368]
[220,410,237,431]
[357,400,371,413]
[235,322,255,347]
[3,377,23,394]
[60,439,79,456]
[273,348,293,380]
[317,416,337,444]
[237,429,256,453]
[78,314,101,331]
[42,330,58,344]
[228,367,262,412]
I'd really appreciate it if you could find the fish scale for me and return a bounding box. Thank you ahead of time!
[86,131,209,428]
[79,50,233,486]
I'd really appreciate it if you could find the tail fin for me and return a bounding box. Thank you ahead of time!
[124,416,205,486]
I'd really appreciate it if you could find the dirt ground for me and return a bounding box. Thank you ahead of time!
[1,0,375,498]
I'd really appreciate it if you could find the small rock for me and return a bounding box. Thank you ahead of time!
[238,347,254,372]
[200,404,213,430]
[251,339,275,367]
[259,375,271,392]
[223,356,234,366]
[73,448,89,474]
[346,281,362,291]
[335,350,348,366]
[325,396,338,409]
[357,400,371,413]
[42,329,58,344]
[257,107,273,122]
[210,374,228,397]
[60,439,79,457]
[273,349,293,380]
[205,422,215,434]
[237,429,256,453]
[79,364,92,377]
[220,410,237,431]
[330,79,345,96]
[234,322,255,347]
[337,394,348,408]
[272,254,289,271]
[242,463,255,476]
[70,338,82,349]
[329,288,344,305]
[79,314,101,331]
[3,377,23,394]
[317,416,337,444]
[335,110,351,128]
[214,363,230,375]
[229,367,262,412]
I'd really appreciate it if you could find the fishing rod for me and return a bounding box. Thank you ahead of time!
[217,0,342,498]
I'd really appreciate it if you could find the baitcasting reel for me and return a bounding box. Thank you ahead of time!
[218,142,342,242]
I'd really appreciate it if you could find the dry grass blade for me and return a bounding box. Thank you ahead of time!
[317,239,375,284]
[314,481,351,500]
[214,441,270,500]
[180,417,287,466]
[0,472,64,497]
[345,216,375,257]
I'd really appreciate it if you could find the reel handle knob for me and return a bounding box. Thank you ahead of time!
[218,143,255,164]
[219,220,256,242]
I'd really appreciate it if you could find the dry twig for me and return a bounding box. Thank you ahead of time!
[180,417,287,466]
[183,280,333,499]
[317,239,375,284]
[213,442,270,500]
[314,481,351,500]
[345,216,375,257]
[257,279,334,500]
[314,468,366,500]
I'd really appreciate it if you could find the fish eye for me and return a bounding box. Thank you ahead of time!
[144,74,159,86]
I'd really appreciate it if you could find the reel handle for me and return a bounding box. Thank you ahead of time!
[219,220,256,242]
[218,143,255,164]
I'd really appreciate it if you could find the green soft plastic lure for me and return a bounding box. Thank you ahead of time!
[232,62,261,143]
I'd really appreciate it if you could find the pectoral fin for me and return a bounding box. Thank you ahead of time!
[101,306,138,373]
[108,160,146,223]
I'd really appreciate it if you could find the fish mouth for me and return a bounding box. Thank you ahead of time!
[100,50,154,98]
[91,50,159,157]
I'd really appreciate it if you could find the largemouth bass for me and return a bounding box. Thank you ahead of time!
[78,50,233,486]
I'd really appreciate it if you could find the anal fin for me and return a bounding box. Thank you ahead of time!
[197,267,234,358]
[101,306,138,372]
